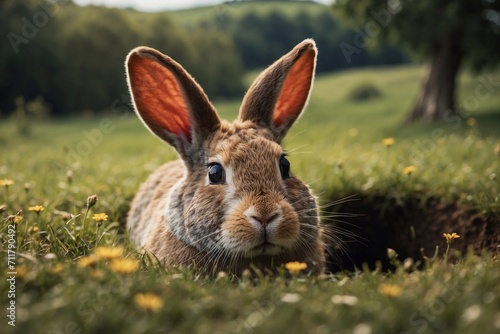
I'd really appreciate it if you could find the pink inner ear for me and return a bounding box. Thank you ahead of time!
[273,50,315,128]
[129,56,192,143]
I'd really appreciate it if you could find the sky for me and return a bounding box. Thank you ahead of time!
[73,0,331,12]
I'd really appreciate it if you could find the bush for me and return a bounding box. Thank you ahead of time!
[348,83,382,102]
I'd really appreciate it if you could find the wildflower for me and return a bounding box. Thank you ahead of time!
[285,261,308,274]
[50,264,64,274]
[86,194,98,208]
[7,211,23,224]
[92,213,108,224]
[92,213,108,227]
[134,293,163,312]
[76,255,99,268]
[15,266,27,280]
[0,179,14,187]
[24,183,30,193]
[281,293,301,303]
[379,284,402,297]
[28,226,39,233]
[443,232,460,243]
[0,204,7,213]
[28,205,45,213]
[402,165,416,175]
[94,246,124,260]
[331,294,359,306]
[387,248,398,261]
[466,117,477,127]
[91,269,103,279]
[109,258,140,274]
[66,171,73,184]
[382,137,395,147]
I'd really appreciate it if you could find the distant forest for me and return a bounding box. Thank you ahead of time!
[1,0,407,116]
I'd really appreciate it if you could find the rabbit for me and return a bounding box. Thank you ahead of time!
[125,39,325,275]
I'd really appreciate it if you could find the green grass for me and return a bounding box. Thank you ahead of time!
[1,64,499,333]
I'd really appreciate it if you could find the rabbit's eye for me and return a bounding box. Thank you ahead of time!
[208,163,225,184]
[279,155,290,179]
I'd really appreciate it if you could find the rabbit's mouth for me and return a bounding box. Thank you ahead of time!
[247,242,282,257]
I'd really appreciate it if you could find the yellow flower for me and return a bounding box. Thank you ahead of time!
[92,213,108,222]
[76,255,99,268]
[402,165,416,175]
[94,246,124,260]
[108,258,140,274]
[50,264,64,274]
[134,293,163,312]
[7,215,23,224]
[285,261,308,274]
[91,269,103,279]
[14,266,27,280]
[382,138,395,147]
[28,226,39,233]
[28,205,45,213]
[443,232,460,243]
[379,284,402,298]
[466,117,477,127]
[0,179,14,187]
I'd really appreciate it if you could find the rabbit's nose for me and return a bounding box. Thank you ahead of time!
[250,212,280,228]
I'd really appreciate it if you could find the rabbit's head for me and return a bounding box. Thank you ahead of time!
[126,39,323,272]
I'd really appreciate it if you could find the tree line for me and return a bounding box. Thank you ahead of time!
[0,0,407,117]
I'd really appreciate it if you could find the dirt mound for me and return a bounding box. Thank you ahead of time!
[325,196,500,272]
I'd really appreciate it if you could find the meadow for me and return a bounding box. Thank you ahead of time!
[0,64,499,333]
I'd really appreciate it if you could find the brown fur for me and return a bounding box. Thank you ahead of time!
[126,39,325,275]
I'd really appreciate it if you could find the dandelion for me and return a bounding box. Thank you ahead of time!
[76,255,99,268]
[28,226,39,233]
[285,261,308,274]
[443,232,460,243]
[15,266,27,280]
[86,194,98,209]
[108,258,140,274]
[91,269,103,279]
[382,137,395,147]
[24,183,30,194]
[28,205,45,213]
[82,195,98,235]
[94,246,124,260]
[7,210,23,224]
[443,232,460,264]
[1,179,14,199]
[0,179,14,187]
[134,293,163,312]
[379,284,402,298]
[50,264,64,274]
[402,165,416,176]
[92,213,108,227]
[281,293,301,303]
[331,295,359,306]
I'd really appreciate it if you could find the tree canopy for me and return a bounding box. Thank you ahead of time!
[333,0,500,122]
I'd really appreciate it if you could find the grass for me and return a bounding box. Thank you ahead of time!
[1,64,499,333]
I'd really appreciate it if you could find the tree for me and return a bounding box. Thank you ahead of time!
[334,0,500,123]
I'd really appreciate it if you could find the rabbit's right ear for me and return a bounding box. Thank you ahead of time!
[126,47,220,164]
[239,39,317,142]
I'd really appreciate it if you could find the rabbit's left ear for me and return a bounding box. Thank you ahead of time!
[238,39,317,142]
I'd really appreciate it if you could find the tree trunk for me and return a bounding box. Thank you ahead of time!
[406,33,463,123]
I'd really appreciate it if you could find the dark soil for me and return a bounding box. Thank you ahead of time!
[325,195,500,272]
